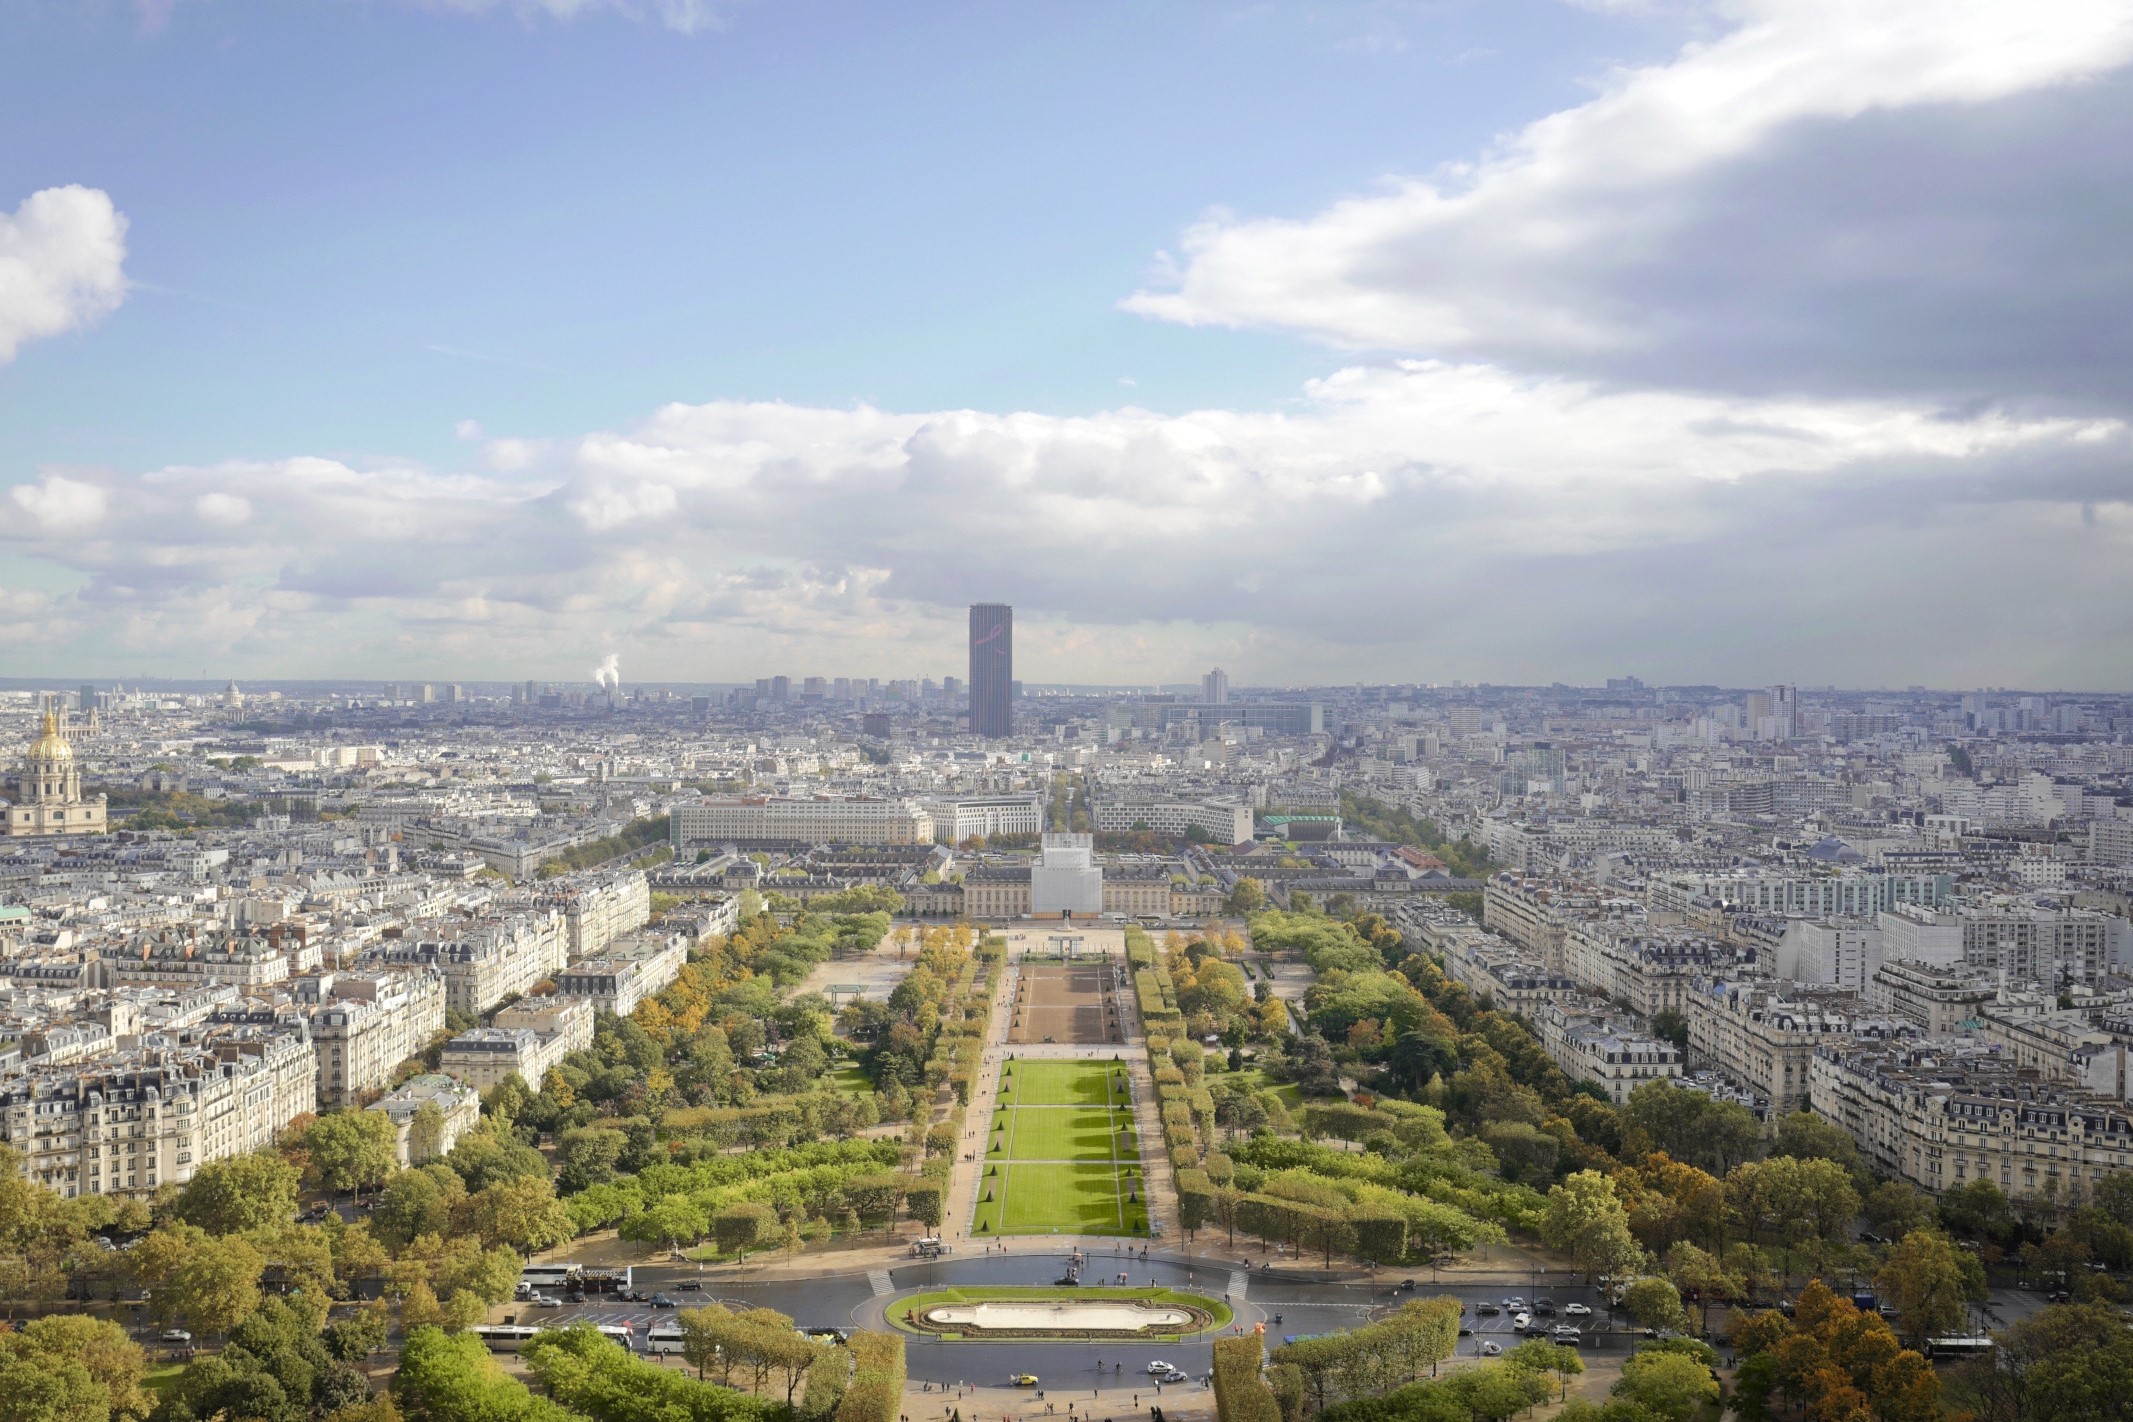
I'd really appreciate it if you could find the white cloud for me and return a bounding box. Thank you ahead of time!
[1125,1,2133,409]
[4,364,2130,683]
[10,475,111,533]
[0,187,129,363]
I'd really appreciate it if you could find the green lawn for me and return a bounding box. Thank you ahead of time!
[828,1064,873,1094]
[972,1162,1149,1235]
[1007,1106,1132,1162]
[997,1059,1128,1107]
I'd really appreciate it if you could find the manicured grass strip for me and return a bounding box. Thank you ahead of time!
[1006,1107,1128,1162]
[997,1059,1127,1107]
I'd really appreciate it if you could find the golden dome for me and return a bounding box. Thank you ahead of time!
[26,710,72,764]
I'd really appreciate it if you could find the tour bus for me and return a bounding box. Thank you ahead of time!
[474,1325,541,1352]
[646,1323,689,1355]
[517,1264,582,1298]
[595,1324,635,1350]
[1925,1337,1995,1360]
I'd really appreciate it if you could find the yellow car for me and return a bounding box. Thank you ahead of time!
[1010,1375,1040,1388]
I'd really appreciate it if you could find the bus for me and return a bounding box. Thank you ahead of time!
[518,1264,582,1298]
[595,1325,635,1350]
[646,1324,689,1356]
[1926,1337,1995,1360]
[474,1325,541,1352]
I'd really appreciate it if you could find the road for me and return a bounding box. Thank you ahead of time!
[517,1248,1646,1390]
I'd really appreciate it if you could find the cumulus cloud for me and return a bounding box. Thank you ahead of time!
[4,364,2130,683]
[1125,1,2133,411]
[0,187,129,363]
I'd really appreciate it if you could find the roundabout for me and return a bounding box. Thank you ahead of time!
[889,1286,1231,1341]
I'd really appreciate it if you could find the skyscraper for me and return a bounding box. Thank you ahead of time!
[1201,667,1229,705]
[968,603,1013,738]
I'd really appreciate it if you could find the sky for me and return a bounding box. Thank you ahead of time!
[3,0,2132,690]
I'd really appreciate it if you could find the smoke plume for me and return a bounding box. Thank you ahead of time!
[591,654,620,690]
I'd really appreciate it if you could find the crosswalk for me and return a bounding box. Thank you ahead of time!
[1227,1270,1248,1299]
[868,1269,895,1297]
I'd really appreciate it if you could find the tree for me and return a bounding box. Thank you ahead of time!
[1505,1338,1583,1401]
[0,1315,148,1422]
[171,1150,300,1236]
[373,1165,468,1251]
[305,1112,400,1197]
[407,1103,448,1165]
[1875,1229,1984,1348]
[323,1303,392,1362]
[1541,1170,1646,1282]
[1862,1181,1933,1242]
[1623,1276,1690,1341]
[465,1176,574,1254]
[1649,1010,1689,1054]
[161,1232,265,1337]
[1225,878,1267,916]
[1666,1241,1742,1335]
[1612,1349,1719,1422]
[1771,1111,1865,1180]
[1623,1080,1764,1175]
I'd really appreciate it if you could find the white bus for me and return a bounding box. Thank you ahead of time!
[595,1325,635,1350]
[474,1325,541,1352]
[646,1324,689,1355]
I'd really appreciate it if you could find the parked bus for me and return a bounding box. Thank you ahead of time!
[1926,1337,1995,1360]
[474,1325,541,1352]
[581,1267,634,1295]
[595,1324,635,1350]
[646,1324,689,1355]
[517,1264,582,1299]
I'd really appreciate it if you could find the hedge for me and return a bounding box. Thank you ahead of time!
[1176,1168,1216,1233]
[836,1332,906,1422]
[1350,1212,1408,1264]
[1213,1336,1280,1422]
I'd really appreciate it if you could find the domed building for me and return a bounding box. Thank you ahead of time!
[4,710,108,838]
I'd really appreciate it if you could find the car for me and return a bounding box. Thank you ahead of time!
[1479,1342,1502,1357]
[2048,1290,2073,1304]
[1563,1303,1592,1317]
[1503,1297,1525,1309]
[1147,1361,1176,1375]
[160,1329,193,1345]
[1161,1371,1188,1385]
[1860,1231,1887,1245]
[1474,1303,1500,1316]
[650,1294,680,1308]
[1512,1313,1531,1330]
[1011,1375,1040,1388]
[1551,1327,1583,1345]
[1534,1299,1556,1316]
[532,1295,564,1308]
[1056,1274,1082,1287]
[678,1282,704,1291]
[1458,1326,1473,1337]
[565,1290,587,1304]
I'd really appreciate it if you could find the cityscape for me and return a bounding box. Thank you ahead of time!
[5,4,2133,1422]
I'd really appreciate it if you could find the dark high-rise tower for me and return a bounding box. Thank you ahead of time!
[968,603,1013,738]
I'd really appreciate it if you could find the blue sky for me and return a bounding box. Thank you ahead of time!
[5,1,2133,687]
[3,1,1660,467]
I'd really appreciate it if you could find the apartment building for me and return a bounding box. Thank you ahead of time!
[439,996,593,1092]
[367,1072,482,1166]
[377,909,567,1016]
[555,929,688,1018]
[1809,1038,2133,1204]
[1870,958,1998,1035]
[1483,874,1593,971]
[669,796,934,847]
[1564,926,1751,1020]
[1532,997,1683,1104]
[301,969,448,1107]
[0,1029,316,1199]
[1683,977,1912,1114]
[1439,932,1576,1015]
[1649,870,1952,919]
[1960,905,2125,985]
[108,926,324,991]
[544,870,651,957]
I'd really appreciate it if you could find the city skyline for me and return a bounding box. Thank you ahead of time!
[5,3,2133,686]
